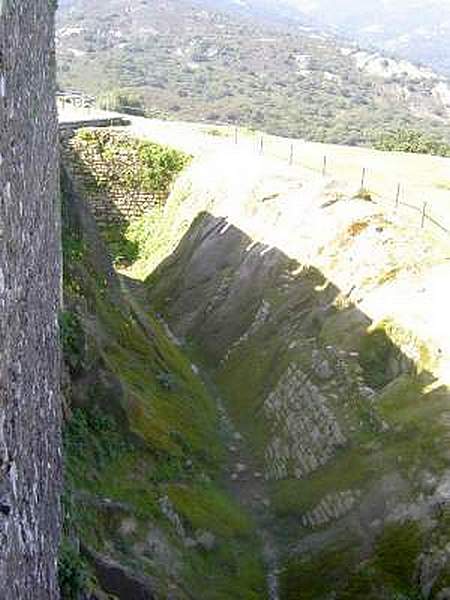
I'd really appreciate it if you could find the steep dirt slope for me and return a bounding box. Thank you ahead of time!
[135,144,450,599]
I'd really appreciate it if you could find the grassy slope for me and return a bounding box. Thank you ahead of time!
[121,141,450,599]
[60,174,266,599]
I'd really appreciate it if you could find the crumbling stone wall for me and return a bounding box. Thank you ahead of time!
[0,1,61,598]
[60,129,169,227]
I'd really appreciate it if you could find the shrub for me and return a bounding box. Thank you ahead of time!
[373,128,450,157]
[58,540,89,600]
[97,89,146,116]
[59,311,85,373]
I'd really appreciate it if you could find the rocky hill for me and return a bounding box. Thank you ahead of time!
[56,0,450,146]
[251,0,450,77]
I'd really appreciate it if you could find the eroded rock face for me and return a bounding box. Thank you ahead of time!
[82,545,156,600]
[147,204,450,597]
[0,1,61,597]
[264,363,347,480]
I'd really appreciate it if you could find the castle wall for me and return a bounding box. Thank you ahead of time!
[0,1,62,597]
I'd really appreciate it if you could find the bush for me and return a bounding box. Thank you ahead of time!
[97,89,146,116]
[59,311,85,373]
[58,540,89,600]
[373,128,450,157]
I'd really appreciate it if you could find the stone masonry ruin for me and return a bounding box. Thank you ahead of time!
[60,128,172,228]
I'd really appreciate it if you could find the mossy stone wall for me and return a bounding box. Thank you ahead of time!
[60,129,188,227]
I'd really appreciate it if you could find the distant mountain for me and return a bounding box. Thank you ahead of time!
[235,0,450,76]
[56,0,450,145]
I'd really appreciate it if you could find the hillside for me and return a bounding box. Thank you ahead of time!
[60,162,268,599]
[56,0,450,146]
[127,121,450,599]
[252,0,450,77]
[60,115,450,599]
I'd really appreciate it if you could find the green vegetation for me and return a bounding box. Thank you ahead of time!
[64,407,128,485]
[97,89,146,115]
[270,448,371,518]
[101,222,139,266]
[359,328,398,389]
[58,539,90,600]
[167,483,252,538]
[59,310,85,373]
[280,521,424,599]
[57,0,450,146]
[280,542,359,600]
[373,128,450,156]
[73,129,191,195]
[60,179,265,598]
[373,521,423,591]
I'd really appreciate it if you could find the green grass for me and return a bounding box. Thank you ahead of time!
[167,483,253,539]
[279,541,360,600]
[61,181,268,598]
[373,521,423,591]
[280,521,424,599]
[359,328,398,389]
[270,447,372,518]
[378,374,450,476]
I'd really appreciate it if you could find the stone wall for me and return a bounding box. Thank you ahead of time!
[60,129,170,227]
[0,1,61,598]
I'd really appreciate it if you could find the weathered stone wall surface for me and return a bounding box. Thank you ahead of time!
[0,1,61,598]
[60,129,168,227]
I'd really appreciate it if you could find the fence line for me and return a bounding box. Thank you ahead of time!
[303,152,450,236]
[57,94,450,237]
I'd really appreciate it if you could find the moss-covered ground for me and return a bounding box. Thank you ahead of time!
[60,181,267,599]
[132,178,450,600]
[60,128,450,600]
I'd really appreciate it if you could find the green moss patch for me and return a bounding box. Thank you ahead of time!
[280,521,424,599]
[373,520,423,591]
[270,447,372,519]
[167,483,253,539]
[359,329,398,390]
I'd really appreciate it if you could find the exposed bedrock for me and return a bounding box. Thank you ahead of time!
[147,203,450,598]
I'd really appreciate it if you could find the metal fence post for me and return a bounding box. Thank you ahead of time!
[289,143,294,166]
[395,183,401,208]
[260,136,264,155]
[322,155,327,177]
[234,127,238,145]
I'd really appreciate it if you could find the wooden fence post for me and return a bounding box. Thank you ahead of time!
[421,202,428,228]
[360,167,366,189]
[395,183,401,208]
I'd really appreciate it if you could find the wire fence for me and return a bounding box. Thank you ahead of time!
[239,129,450,238]
[57,93,450,239]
